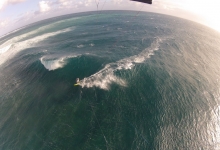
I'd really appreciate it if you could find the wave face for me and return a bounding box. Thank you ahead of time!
[80,37,162,90]
[1,11,220,150]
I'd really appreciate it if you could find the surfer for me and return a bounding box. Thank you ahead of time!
[74,78,80,86]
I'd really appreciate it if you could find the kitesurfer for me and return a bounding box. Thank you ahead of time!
[74,78,80,86]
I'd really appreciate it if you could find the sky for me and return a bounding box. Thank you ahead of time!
[0,0,220,36]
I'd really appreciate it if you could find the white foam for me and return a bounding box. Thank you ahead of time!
[40,55,78,71]
[81,72,127,90]
[0,25,51,49]
[77,44,84,48]
[0,44,12,54]
[0,16,80,41]
[80,37,162,90]
[0,27,74,66]
[40,57,65,71]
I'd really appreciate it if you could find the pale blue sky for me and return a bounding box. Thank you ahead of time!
[0,0,220,36]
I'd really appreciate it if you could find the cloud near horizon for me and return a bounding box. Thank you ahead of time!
[1,0,220,37]
[39,1,51,12]
[37,0,94,13]
[0,0,26,10]
[0,19,9,27]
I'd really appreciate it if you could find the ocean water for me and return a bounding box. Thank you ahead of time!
[0,11,220,149]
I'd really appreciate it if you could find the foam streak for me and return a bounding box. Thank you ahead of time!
[80,37,162,90]
[0,27,74,66]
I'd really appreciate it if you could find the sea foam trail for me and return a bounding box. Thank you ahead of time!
[80,37,162,90]
[0,16,80,45]
[0,27,74,66]
[0,24,52,49]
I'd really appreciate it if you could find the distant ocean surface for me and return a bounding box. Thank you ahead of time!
[0,11,220,149]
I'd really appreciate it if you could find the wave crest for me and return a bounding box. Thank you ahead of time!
[80,37,163,90]
[40,57,66,71]
[0,27,75,66]
[40,54,78,71]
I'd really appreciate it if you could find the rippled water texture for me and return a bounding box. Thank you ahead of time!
[0,11,220,149]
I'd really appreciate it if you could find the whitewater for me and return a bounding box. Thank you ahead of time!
[0,11,220,150]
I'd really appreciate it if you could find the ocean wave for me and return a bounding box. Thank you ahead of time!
[0,25,50,48]
[40,55,78,71]
[0,26,27,39]
[80,37,162,90]
[0,16,80,42]
[0,27,74,66]
[40,57,66,71]
[77,44,84,48]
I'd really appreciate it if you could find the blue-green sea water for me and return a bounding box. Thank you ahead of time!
[1,11,220,149]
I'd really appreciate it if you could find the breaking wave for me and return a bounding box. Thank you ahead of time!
[0,16,80,44]
[80,37,163,90]
[77,44,84,48]
[40,57,66,71]
[0,27,75,66]
[40,55,79,71]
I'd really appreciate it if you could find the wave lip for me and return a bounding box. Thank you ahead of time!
[80,37,163,90]
[40,54,78,71]
[40,57,66,71]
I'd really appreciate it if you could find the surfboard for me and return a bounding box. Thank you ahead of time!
[74,84,80,86]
